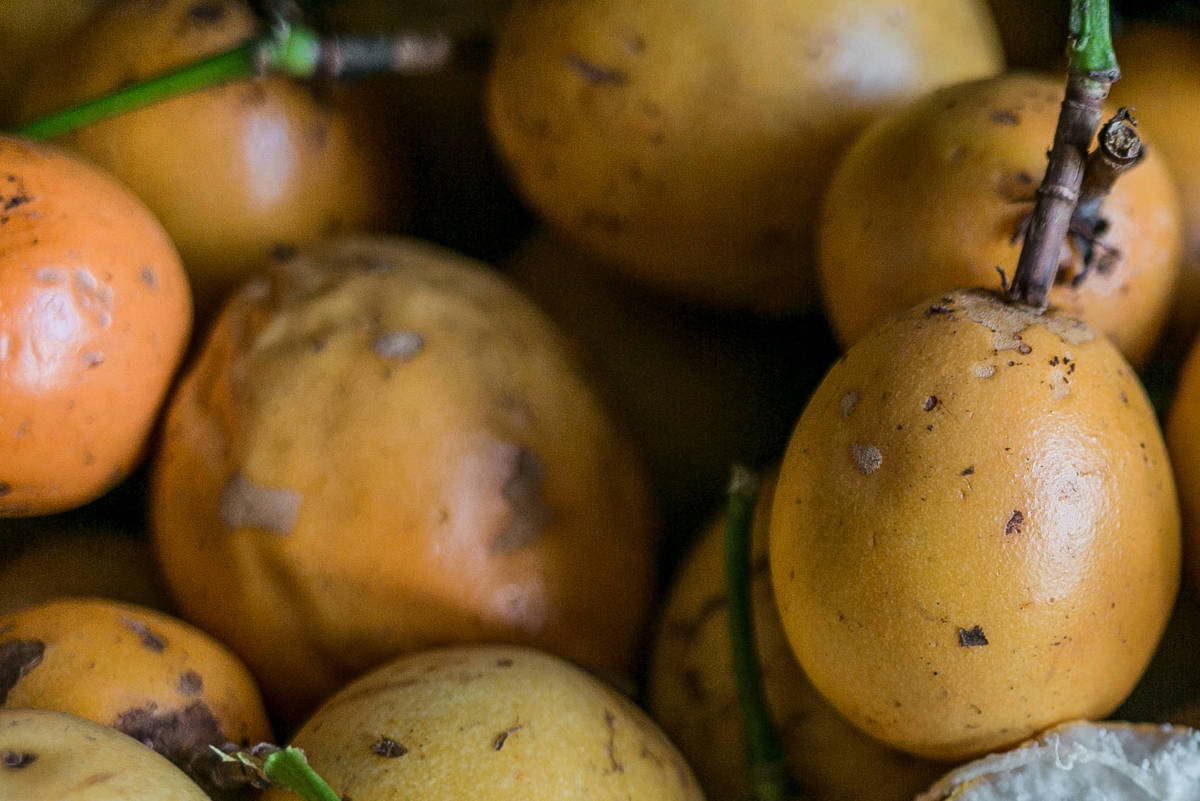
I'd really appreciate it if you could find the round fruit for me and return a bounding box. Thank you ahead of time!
[0,709,210,800]
[916,720,1200,800]
[1109,24,1200,348]
[1166,336,1200,594]
[0,136,191,516]
[0,598,272,797]
[260,645,704,801]
[818,73,1182,365]
[16,0,401,313]
[770,288,1180,760]
[151,235,658,722]
[487,0,1004,312]
[649,470,944,801]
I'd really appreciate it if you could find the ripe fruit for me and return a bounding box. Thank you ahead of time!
[0,709,210,800]
[16,0,401,313]
[260,645,704,801]
[818,73,1182,365]
[152,235,657,722]
[649,471,944,801]
[487,0,1004,312]
[770,289,1179,760]
[1166,337,1200,594]
[0,598,272,797]
[0,136,191,516]
[1109,24,1200,347]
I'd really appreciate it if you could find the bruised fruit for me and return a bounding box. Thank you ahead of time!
[487,0,1003,312]
[1109,24,1200,348]
[261,645,704,801]
[151,236,657,722]
[0,598,271,798]
[818,73,1182,364]
[0,709,210,800]
[0,136,191,516]
[16,0,402,313]
[770,289,1179,760]
[649,470,944,801]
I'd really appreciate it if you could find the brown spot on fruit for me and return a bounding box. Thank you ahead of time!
[840,391,859,418]
[1005,510,1025,535]
[491,446,551,553]
[187,1,226,24]
[564,53,628,85]
[371,331,424,362]
[114,701,225,796]
[960,466,975,476]
[0,639,45,703]
[121,618,167,652]
[958,626,989,647]
[370,736,407,758]
[492,724,522,751]
[923,395,938,411]
[602,709,624,774]
[2,750,36,769]
[218,470,302,536]
[851,443,883,475]
[989,110,1020,125]
[178,670,204,696]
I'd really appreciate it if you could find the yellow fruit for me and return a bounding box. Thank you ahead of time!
[770,289,1179,760]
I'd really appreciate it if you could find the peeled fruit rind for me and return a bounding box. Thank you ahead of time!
[488,0,1003,311]
[769,288,1180,760]
[917,721,1200,801]
[0,708,210,800]
[152,236,657,723]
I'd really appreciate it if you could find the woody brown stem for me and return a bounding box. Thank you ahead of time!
[1074,108,1144,225]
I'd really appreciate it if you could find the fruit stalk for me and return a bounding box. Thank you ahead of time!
[211,744,341,801]
[1007,0,1120,309]
[13,20,450,141]
[724,465,791,801]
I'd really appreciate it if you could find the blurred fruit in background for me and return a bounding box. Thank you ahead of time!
[818,73,1181,365]
[16,0,405,317]
[986,0,1069,69]
[487,0,1005,313]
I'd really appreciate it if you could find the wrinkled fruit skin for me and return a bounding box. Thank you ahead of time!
[770,289,1180,761]
[152,236,658,723]
[488,0,1003,312]
[261,645,705,801]
[0,136,191,516]
[819,73,1182,366]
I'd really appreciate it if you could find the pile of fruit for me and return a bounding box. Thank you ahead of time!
[3,0,1200,799]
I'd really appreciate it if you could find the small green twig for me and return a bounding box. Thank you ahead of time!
[725,464,791,801]
[14,20,450,142]
[211,744,340,801]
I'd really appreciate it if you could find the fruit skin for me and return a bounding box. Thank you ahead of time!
[17,0,401,313]
[151,235,658,723]
[261,645,704,801]
[0,136,191,516]
[818,73,1182,365]
[487,0,1003,312]
[0,708,211,801]
[1166,337,1200,595]
[649,470,945,801]
[770,288,1180,761]
[0,598,272,798]
[1109,24,1200,350]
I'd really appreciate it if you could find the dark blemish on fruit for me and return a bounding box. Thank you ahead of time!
[961,466,974,476]
[83,351,104,367]
[1015,171,1034,184]
[491,446,551,553]
[990,110,1020,125]
[2,191,32,211]
[1120,391,1128,404]
[371,331,424,362]
[958,626,989,647]
[1,751,36,769]
[81,772,114,787]
[851,443,882,475]
[122,618,167,652]
[1017,343,1032,355]
[1005,510,1024,535]
[924,303,951,317]
[370,736,407,758]
[140,265,157,287]
[492,724,521,751]
[923,395,937,411]
[624,33,646,54]
[665,594,727,643]
[178,670,204,696]
[271,243,297,263]
[840,391,859,418]
[0,639,46,703]
[1049,356,1059,366]
[218,470,302,536]
[926,424,934,432]
[187,1,225,23]
[353,252,390,273]
[114,702,226,796]
[496,658,513,668]
[0,483,9,497]
[565,52,628,86]
[603,709,624,774]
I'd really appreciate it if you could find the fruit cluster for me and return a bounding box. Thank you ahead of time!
[2,0,1200,799]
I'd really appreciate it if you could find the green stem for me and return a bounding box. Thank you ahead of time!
[1068,0,1119,80]
[13,21,449,142]
[262,747,342,801]
[725,465,789,801]
[209,744,340,801]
